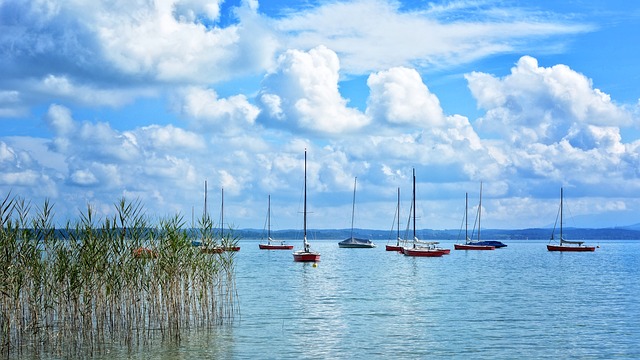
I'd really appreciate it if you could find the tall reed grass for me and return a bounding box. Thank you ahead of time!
[0,193,238,357]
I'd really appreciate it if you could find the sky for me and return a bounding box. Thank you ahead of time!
[1,0,640,232]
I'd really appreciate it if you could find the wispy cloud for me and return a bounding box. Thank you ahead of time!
[273,0,592,74]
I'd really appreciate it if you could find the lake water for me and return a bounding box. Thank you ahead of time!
[101,238,639,359]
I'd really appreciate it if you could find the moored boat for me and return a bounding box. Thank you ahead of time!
[454,243,495,250]
[547,188,596,252]
[547,243,595,252]
[339,177,376,249]
[454,185,501,251]
[194,181,239,252]
[259,195,294,250]
[404,243,447,257]
[403,168,447,258]
[386,187,405,252]
[339,237,376,248]
[293,149,321,262]
[292,250,321,262]
[430,242,451,254]
[132,246,158,258]
[385,244,404,252]
[217,188,240,252]
[470,240,507,248]
[199,187,240,253]
[259,243,294,250]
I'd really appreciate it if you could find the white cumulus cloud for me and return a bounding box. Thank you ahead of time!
[175,87,260,133]
[366,66,445,128]
[467,55,632,145]
[258,45,369,134]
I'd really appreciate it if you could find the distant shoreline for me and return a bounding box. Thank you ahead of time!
[40,226,640,241]
[236,227,640,241]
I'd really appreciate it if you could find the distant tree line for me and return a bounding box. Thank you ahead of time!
[237,227,640,240]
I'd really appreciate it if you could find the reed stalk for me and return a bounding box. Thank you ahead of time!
[0,194,238,357]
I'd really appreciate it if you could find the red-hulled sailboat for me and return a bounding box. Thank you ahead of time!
[386,187,405,252]
[259,195,294,250]
[403,169,447,257]
[293,149,321,262]
[547,188,596,252]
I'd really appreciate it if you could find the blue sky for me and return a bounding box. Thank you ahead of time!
[1,0,640,231]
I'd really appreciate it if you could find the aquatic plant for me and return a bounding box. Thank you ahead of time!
[0,194,238,357]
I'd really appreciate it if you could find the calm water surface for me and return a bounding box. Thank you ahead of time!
[114,239,639,359]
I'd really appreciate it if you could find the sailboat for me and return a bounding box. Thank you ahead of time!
[219,188,240,251]
[454,183,506,250]
[339,177,376,248]
[259,195,294,250]
[403,169,447,257]
[191,180,208,247]
[547,187,596,252]
[385,187,404,252]
[454,190,495,250]
[201,188,240,253]
[293,149,321,262]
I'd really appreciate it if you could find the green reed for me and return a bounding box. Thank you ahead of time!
[0,194,238,357]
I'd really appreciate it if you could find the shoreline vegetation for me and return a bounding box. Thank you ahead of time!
[0,194,239,358]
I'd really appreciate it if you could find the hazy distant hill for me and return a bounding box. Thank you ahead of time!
[237,227,640,240]
[620,223,640,231]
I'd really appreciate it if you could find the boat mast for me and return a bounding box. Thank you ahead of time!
[412,168,416,249]
[397,187,400,246]
[268,194,271,241]
[204,180,208,219]
[465,192,468,243]
[350,177,357,239]
[478,182,482,242]
[303,149,309,252]
[560,187,563,243]
[221,187,224,240]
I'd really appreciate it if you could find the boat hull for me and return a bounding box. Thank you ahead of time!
[472,240,507,248]
[403,248,446,257]
[454,244,495,250]
[293,251,321,262]
[338,243,376,248]
[547,244,595,252]
[132,247,158,259]
[201,246,240,253]
[385,245,404,252]
[338,237,376,248]
[259,244,294,250]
